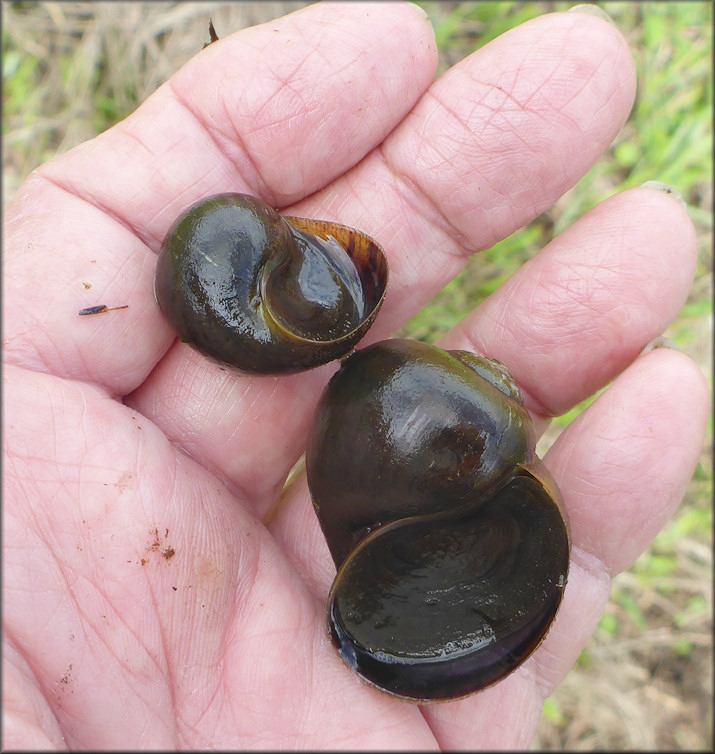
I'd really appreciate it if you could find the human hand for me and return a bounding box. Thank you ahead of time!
[3,2,708,749]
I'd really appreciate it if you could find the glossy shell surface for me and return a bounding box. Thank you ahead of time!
[154,193,388,374]
[306,338,570,701]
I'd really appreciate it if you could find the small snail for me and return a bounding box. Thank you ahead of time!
[154,193,388,374]
[306,339,570,702]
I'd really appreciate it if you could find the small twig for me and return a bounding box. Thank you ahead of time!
[202,18,219,49]
[78,304,129,316]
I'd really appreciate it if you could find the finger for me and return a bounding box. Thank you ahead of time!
[3,1,437,396]
[129,9,636,517]
[439,187,698,420]
[420,348,708,748]
[544,349,709,574]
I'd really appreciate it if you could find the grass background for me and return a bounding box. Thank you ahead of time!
[3,1,712,749]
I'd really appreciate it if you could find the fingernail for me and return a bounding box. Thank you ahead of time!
[640,180,689,211]
[407,2,431,23]
[641,335,680,356]
[568,4,616,26]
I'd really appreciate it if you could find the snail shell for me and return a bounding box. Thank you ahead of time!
[306,338,570,702]
[154,193,388,374]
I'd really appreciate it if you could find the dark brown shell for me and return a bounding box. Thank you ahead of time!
[154,193,388,375]
[306,338,570,702]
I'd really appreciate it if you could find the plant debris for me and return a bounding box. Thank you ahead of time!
[78,304,129,316]
[202,18,219,49]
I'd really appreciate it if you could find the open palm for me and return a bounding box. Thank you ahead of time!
[3,3,707,749]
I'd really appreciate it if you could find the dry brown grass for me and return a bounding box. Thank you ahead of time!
[3,2,712,750]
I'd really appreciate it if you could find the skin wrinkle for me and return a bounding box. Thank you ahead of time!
[234,53,314,128]
[549,61,603,126]
[531,272,619,347]
[4,602,63,706]
[109,136,178,225]
[168,358,227,433]
[237,562,320,649]
[197,30,328,158]
[377,143,474,257]
[247,92,324,147]
[112,262,169,385]
[477,29,590,128]
[256,13,339,91]
[10,287,82,386]
[3,637,67,749]
[277,618,322,747]
[571,426,687,500]
[225,523,263,642]
[173,615,229,738]
[13,529,131,738]
[129,415,152,521]
[516,48,600,133]
[179,666,226,747]
[148,483,235,746]
[224,377,282,444]
[224,454,285,513]
[95,573,163,687]
[139,575,179,748]
[77,573,168,711]
[233,90,316,202]
[166,81,270,211]
[582,48,632,131]
[73,337,96,392]
[458,80,551,159]
[36,166,152,253]
[67,568,153,678]
[385,43,602,258]
[530,19,627,122]
[107,241,143,305]
[408,90,516,234]
[110,121,156,172]
[302,5,428,109]
[440,674,539,750]
[70,625,170,749]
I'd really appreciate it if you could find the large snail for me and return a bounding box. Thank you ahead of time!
[154,195,570,702]
[306,339,570,701]
[154,193,388,374]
